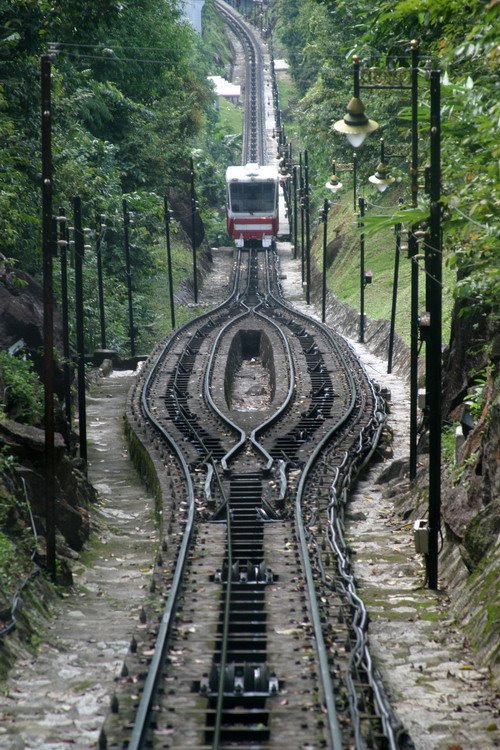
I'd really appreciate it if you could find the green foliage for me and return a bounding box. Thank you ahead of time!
[277,0,499,343]
[0,352,44,425]
[464,370,488,420]
[441,423,458,464]
[202,0,234,74]
[0,481,35,594]
[0,0,215,275]
[0,0,241,358]
[0,446,15,473]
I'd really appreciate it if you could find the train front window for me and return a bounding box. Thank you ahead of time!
[229,182,275,214]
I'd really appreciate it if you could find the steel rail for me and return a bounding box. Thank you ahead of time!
[247,308,295,469]
[127,3,303,747]
[127,253,245,749]
[203,308,249,470]
[265,247,405,747]
[127,374,197,750]
[245,253,297,465]
[126,0,401,745]
[128,11,271,741]
[138,253,242,411]
[245,246,358,748]
[323,402,408,750]
[287,314,402,746]
[215,0,266,165]
[212,499,234,749]
[293,350,359,750]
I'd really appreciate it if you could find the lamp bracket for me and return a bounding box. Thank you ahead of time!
[360,66,411,88]
[383,146,407,159]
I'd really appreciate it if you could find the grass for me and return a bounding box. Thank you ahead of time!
[218,97,243,135]
[273,63,456,347]
[139,234,220,350]
[310,189,456,346]
[277,77,294,113]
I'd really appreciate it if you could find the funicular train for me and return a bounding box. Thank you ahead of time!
[226,163,279,249]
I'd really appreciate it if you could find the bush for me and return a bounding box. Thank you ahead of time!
[0,351,44,425]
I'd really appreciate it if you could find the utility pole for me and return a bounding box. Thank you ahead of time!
[41,55,56,580]
[358,196,366,343]
[425,70,442,590]
[190,157,198,303]
[73,195,87,465]
[164,196,176,330]
[123,199,136,357]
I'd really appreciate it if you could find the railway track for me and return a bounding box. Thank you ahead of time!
[101,4,412,749]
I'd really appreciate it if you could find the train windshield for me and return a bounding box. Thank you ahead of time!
[229,181,276,214]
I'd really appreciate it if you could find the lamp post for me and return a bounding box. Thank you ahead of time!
[358,196,367,343]
[367,141,400,371]
[368,138,395,193]
[320,199,330,323]
[333,47,443,589]
[57,210,72,433]
[333,55,379,147]
[73,195,88,465]
[324,164,344,322]
[299,153,305,283]
[387,221,402,373]
[95,213,107,350]
[292,165,298,260]
[164,196,176,330]
[325,161,343,195]
[408,230,424,482]
[328,155,357,211]
[425,69,442,590]
[41,54,56,579]
[304,150,312,304]
[189,157,198,304]
[122,199,136,358]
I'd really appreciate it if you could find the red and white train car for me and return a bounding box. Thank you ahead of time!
[226,163,279,249]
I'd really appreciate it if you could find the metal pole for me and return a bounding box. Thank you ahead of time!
[41,55,56,579]
[164,196,176,330]
[58,209,72,433]
[96,214,106,349]
[426,70,442,590]
[410,40,419,208]
[190,157,198,304]
[304,149,311,305]
[387,222,401,373]
[73,195,87,465]
[409,40,420,480]
[122,199,136,357]
[292,165,298,260]
[299,155,305,283]
[409,231,419,481]
[353,151,357,212]
[321,199,329,323]
[358,196,365,343]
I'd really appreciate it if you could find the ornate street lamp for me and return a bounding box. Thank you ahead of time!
[325,161,343,193]
[368,138,395,193]
[333,55,379,147]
